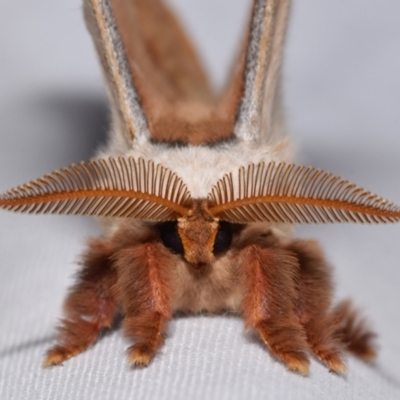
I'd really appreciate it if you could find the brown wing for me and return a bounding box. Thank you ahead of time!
[108,0,235,145]
[84,0,151,143]
[220,0,291,144]
[111,0,212,103]
[0,157,192,221]
[208,162,400,224]
[84,0,290,146]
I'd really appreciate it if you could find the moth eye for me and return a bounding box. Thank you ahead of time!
[157,221,184,255]
[213,221,233,256]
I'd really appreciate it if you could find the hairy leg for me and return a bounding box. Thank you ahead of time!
[44,239,118,366]
[114,242,173,367]
[332,299,377,361]
[239,244,310,375]
[285,239,376,371]
[284,239,347,372]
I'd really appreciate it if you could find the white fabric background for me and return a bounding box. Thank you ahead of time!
[1,1,400,399]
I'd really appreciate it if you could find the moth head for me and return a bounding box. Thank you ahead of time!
[2,157,400,258]
[1,0,400,284]
[157,200,233,269]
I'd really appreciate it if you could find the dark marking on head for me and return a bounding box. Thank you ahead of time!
[156,221,184,255]
[213,221,233,255]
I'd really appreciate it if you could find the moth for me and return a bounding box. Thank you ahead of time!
[1,0,399,375]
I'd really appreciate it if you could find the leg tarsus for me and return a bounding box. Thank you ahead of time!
[128,343,156,368]
[123,311,168,368]
[257,320,310,375]
[303,315,347,373]
[43,317,108,367]
[43,346,73,367]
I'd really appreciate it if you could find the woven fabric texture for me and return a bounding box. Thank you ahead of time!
[1,1,400,399]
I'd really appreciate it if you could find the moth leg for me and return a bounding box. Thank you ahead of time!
[285,239,349,372]
[43,239,118,367]
[331,299,377,362]
[114,242,172,368]
[240,245,310,375]
[123,311,169,368]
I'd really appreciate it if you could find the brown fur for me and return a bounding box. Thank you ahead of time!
[178,200,218,268]
[44,220,376,373]
[284,240,347,372]
[0,0,379,377]
[239,244,310,375]
[332,300,377,361]
[43,239,118,366]
[114,242,173,366]
[110,0,247,144]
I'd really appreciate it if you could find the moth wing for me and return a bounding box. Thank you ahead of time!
[1,1,202,221]
[0,157,192,221]
[84,0,150,144]
[210,2,400,226]
[218,0,291,144]
[84,0,220,146]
